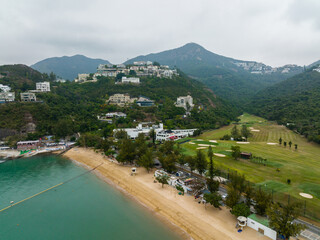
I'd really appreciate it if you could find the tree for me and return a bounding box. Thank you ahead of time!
[204,192,222,209]
[156,175,169,188]
[149,129,156,145]
[207,146,214,180]
[195,150,208,175]
[115,130,128,140]
[226,185,241,208]
[267,202,306,240]
[295,144,298,150]
[129,70,136,76]
[116,72,125,80]
[279,137,282,145]
[284,141,287,147]
[244,184,254,207]
[289,141,292,148]
[153,61,160,66]
[231,203,251,217]
[186,155,196,173]
[231,125,240,140]
[135,133,147,160]
[254,188,272,216]
[231,145,241,160]
[138,148,154,172]
[206,178,220,193]
[117,139,136,164]
[241,125,252,141]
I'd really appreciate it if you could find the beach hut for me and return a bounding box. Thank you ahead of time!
[131,167,137,176]
[237,216,247,230]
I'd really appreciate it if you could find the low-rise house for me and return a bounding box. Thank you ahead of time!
[36,81,50,92]
[108,93,137,107]
[20,92,36,102]
[120,77,140,84]
[247,214,277,240]
[74,73,96,83]
[313,66,320,73]
[136,96,154,107]
[98,112,127,123]
[114,123,164,139]
[17,140,40,150]
[0,84,11,92]
[175,95,194,110]
[0,92,15,102]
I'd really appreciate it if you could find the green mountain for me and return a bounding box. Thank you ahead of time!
[0,66,240,139]
[247,68,320,143]
[31,55,110,80]
[0,64,52,91]
[125,43,303,105]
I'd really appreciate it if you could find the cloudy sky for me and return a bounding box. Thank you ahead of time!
[0,0,320,67]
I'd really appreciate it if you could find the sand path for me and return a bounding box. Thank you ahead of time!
[64,148,269,240]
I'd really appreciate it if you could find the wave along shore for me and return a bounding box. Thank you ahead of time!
[63,148,269,240]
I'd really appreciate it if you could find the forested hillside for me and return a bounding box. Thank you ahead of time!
[126,43,302,105]
[0,65,240,140]
[248,69,320,143]
[31,55,110,80]
[0,64,54,91]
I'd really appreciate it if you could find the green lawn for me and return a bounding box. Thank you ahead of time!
[180,113,320,221]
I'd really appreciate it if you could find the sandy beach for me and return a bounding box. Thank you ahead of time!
[64,148,269,240]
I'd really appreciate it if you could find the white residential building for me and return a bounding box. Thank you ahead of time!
[98,112,127,123]
[0,92,15,102]
[313,66,320,73]
[114,123,197,141]
[114,123,164,139]
[0,84,11,92]
[20,92,36,102]
[75,73,90,83]
[121,77,140,84]
[108,93,137,107]
[36,81,50,92]
[175,95,194,110]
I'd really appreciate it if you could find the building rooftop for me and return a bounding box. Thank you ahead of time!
[248,214,270,227]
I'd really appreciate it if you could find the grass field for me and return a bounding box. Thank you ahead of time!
[180,113,320,221]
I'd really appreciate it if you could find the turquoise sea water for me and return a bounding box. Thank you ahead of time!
[0,155,180,240]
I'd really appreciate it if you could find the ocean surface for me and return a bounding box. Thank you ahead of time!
[0,155,180,240]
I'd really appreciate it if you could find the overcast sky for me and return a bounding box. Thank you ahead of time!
[0,0,320,67]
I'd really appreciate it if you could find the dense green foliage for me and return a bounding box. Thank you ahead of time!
[31,55,110,80]
[0,65,240,141]
[267,203,306,239]
[230,203,250,217]
[248,70,320,143]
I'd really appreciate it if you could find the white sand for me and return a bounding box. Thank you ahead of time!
[189,142,196,145]
[198,144,210,147]
[299,193,313,199]
[251,129,260,132]
[196,139,203,141]
[225,150,232,152]
[0,149,20,158]
[236,142,250,144]
[196,147,208,150]
[209,140,217,143]
[267,143,278,145]
[214,153,226,157]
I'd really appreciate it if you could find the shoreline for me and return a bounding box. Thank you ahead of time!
[63,147,269,240]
